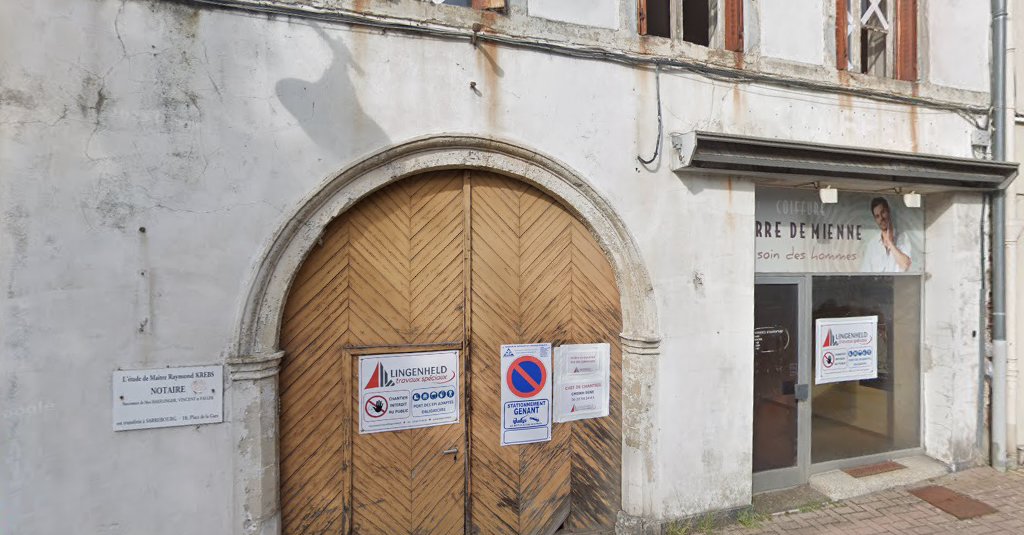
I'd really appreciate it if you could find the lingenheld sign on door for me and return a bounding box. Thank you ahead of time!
[358,350,460,434]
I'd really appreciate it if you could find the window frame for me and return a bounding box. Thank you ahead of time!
[637,0,741,53]
[836,0,917,81]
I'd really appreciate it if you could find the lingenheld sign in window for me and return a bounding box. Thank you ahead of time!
[815,316,880,385]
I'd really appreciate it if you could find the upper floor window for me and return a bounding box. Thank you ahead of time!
[638,0,743,52]
[435,0,505,9]
[682,0,712,46]
[837,0,917,80]
[639,0,673,39]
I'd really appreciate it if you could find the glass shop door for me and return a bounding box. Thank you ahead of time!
[752,276,811,492]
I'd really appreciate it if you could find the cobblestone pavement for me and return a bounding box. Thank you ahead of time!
[719,467,1024,534]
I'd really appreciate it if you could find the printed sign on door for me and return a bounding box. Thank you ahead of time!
[553,343,610,423]
[500,343,552,446]
[358,350,460,434]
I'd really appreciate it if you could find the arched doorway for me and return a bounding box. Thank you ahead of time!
[279,170,623,534]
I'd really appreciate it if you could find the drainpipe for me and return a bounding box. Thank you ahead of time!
[991,0,1009,473]
[1006,0,1019,469]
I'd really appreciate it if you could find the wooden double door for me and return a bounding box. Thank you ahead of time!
[279,170,623,534]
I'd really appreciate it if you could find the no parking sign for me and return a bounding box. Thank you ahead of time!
[500,343,552,446]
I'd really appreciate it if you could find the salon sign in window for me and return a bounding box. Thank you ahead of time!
[755,188,923,274]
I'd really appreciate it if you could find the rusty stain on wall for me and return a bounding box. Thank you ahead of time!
[476,40,503,129]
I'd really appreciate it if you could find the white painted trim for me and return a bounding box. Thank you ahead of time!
[228,134,662,534]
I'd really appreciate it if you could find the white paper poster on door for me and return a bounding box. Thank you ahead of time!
[553,343,610,423]
[815,316,878,385]
[500,343,552,446]
[358,350,459,434]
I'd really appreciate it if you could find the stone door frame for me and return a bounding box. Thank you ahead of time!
[227,135,662,535]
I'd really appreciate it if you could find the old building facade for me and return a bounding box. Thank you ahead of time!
[1,0,1016,534]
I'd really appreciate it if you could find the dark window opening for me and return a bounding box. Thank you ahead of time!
[682,0,711,46]
[643,0,672,38]
[860,27,887,76]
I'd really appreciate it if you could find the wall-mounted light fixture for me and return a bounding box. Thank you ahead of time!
[819,185,838,204]
[903,191,921,208]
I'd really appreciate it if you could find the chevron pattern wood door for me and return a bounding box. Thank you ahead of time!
[469,173,622,534]
[280,171,468,535]
[278,170,621,535]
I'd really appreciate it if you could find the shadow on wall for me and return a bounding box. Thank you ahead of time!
[275,23,389,156]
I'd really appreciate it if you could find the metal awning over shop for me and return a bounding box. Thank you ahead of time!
[670,131,1018,192]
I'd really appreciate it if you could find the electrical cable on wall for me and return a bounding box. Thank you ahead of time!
[638,64,662,166]
[192,0,989,126]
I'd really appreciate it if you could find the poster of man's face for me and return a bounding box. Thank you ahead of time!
[862,197,913,273]
[872,200,891,232]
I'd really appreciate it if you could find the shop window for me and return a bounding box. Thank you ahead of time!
[836,0,917,80]
[753,188,924,475]
[811,276,921,462]
[638,0,739,51]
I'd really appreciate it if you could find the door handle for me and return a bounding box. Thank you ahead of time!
[441,447,459,461]
[795,384,809,402]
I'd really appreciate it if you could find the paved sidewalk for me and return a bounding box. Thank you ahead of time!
[720,467,1024,534]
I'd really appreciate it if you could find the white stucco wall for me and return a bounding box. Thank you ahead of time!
[927,0,991,92]
[527,0,620,29]
[922,193,985,468]
[754,0,826,66]
[648,176,756,516]
[0,0,992,533]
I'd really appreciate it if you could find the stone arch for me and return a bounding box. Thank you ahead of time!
[227,135,662,535]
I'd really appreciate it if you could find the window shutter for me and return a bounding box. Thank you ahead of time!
[725,0,743,52]
[836,0,848,70]
[894,0,917,81]
[638,0,650,35]
[471,0,505,10]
